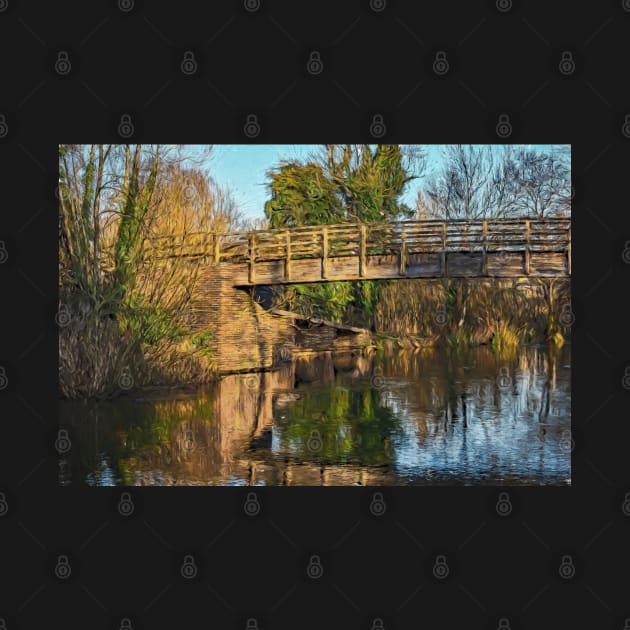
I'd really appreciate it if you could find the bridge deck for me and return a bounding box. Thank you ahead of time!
[151,217,571,285]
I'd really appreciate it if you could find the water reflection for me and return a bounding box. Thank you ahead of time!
[59,345,571,486]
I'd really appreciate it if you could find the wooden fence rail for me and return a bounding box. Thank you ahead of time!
[147,217,571,284]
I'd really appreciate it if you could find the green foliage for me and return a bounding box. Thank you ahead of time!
[264,145,417,323]
[264,162,344,227]
[277,377,401,465]
[118,293,189,346]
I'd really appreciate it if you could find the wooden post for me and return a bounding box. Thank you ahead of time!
[441,222,447,276]
[567,224,571,275]
[482,219,488,275]
[524,219,531,275]
[248,233,256,284]
[214,233,220,265]
[322,226,328,279]
[285,230,291,281]
[399,231,407,275]
[359,224,367,278]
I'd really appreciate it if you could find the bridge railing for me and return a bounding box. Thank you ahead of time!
[147,217,570,275]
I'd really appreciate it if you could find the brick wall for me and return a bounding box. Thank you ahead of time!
[190,266,294,373]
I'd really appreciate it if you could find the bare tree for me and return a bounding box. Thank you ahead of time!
[423,145,570,220]
[508,147,571,218]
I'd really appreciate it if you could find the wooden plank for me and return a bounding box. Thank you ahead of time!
[525,219,531,275]
[322,227,328,279]
[481,219,488,276]
[400,231,407,275]
[441,222,447,276]
[248,233,256,284]
[359,224,367,277]
[285,230,291,281]
[214,233,221,264]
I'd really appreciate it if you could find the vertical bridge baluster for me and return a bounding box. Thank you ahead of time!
[213,232,220,265]
[399,230,407,275]
[322,226,328,279]
[285,230,291,281]
[359,224,367,278]
[482,219,488,275]
[442,222,447,276]
[248,233,256,284]
[524,219,531,275]
[567,222,571,275]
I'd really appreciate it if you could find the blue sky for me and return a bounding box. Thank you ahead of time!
[187,144,567,221]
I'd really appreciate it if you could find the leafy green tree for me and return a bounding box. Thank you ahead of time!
[263,145,421,322]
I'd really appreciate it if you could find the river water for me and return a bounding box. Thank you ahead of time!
[58,344,571,486]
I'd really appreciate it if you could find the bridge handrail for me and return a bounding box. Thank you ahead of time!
[146,216,570,242]
[146,217,570,276]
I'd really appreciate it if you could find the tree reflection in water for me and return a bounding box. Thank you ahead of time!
[59,345,570,486]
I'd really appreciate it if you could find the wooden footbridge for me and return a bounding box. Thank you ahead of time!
[149,217,570,374]
[153,217,571,285]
